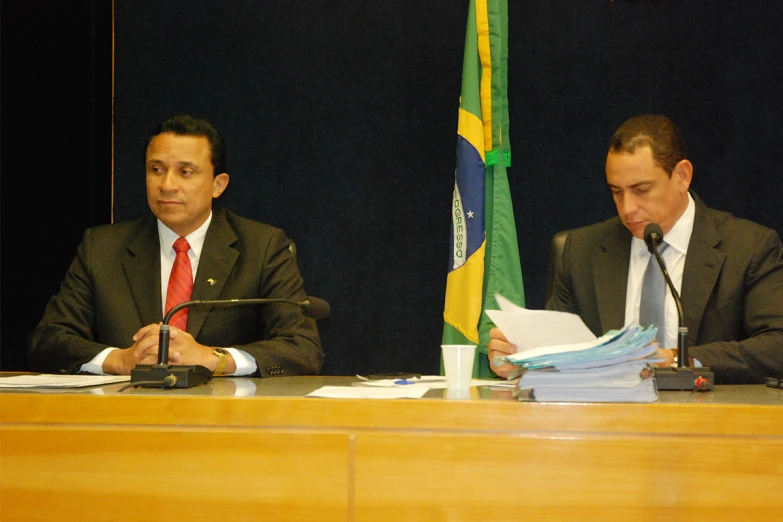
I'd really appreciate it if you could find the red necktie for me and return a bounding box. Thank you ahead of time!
[165,237,193,330]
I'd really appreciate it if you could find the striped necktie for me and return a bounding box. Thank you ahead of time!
[165,237,193,330]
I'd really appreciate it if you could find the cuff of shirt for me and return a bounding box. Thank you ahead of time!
[226,348,257,376]
[80,347,117,375]
[80,347,258,376]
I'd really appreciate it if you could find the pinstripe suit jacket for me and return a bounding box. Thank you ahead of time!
[547,194,783,384]
[28,209,323,377]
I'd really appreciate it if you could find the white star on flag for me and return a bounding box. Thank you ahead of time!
[467,210,475,218]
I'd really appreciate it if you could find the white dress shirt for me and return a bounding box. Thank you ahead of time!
[624,193,695,351]
[81,212,257,375]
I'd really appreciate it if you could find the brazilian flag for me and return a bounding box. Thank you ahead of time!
[442,0,525,378]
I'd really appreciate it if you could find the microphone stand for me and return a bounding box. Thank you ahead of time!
[648,241,715,391]
[129,297,327,389]
[129,301,217,389]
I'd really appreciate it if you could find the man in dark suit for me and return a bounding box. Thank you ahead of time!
[28,115,323,377]
[489,115,783,384]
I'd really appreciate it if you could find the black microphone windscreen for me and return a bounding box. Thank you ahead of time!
[305,297,330,320]
[643,223,664,249]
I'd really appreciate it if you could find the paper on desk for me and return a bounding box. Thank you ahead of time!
[353,376,510,390]
[524,378,658,403]
[518,360,652,388]
[353,375,443,388]
[307,386,428,399]
[0,374,130,388]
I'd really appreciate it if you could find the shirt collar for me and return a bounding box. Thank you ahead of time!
[157,212,213,259]
[632,193,695,257]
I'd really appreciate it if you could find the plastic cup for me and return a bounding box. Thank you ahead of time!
[444,387,473,400]
[441,344,477,390]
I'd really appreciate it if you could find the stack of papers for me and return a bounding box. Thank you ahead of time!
[487,296,660,403]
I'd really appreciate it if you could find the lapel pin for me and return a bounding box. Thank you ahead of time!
[207,278,216,286]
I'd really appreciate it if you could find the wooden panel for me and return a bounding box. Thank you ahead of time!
[354,432,783,522]
[0,426,349,522]
[2,393,782,437]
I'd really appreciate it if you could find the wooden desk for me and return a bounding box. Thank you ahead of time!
[1,377,782,521]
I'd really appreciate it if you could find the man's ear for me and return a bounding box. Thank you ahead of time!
[212,173,229,198]
[672,159,693,192]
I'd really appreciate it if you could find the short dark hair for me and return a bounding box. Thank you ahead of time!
[608,114,688,176]
[146,114,227,174]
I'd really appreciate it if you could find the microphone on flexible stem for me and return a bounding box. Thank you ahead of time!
[643,224,714,391]
[129,296,330,389]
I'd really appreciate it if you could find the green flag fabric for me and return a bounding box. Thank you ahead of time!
[442,0,525,378]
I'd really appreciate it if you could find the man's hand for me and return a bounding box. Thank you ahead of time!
[653,347,677,368]
[653,347,694,367]
[167,328,237,374]
[487,327,518,379]
[102,324,237,375]
[102,323,177,375]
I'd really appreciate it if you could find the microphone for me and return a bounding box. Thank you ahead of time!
[643,223,713,391]
[643,222,664,253]
[129,296,329,389]
[644,223,686,362]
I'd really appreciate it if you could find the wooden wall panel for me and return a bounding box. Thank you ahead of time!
[0,427,350,522]
[354,432,783,522]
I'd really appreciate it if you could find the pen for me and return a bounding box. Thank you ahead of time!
[394,379,416,385]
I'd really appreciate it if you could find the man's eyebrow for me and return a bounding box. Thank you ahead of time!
[176,161,200,170]
[608,180,654,189]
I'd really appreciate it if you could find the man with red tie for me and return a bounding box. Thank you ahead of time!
[28,115,323,377]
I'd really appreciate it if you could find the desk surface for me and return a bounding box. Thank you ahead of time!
[2,377,782,522]
[2,374,782,403]
[1,377,781,437]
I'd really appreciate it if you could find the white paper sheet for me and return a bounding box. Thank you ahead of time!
[353,376,509,390]
[0,374,130,388]
[486,308,597,352]
[306,386,428,399]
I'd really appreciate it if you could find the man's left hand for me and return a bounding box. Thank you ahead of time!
[654,348,676,367]
[167,329,237,373]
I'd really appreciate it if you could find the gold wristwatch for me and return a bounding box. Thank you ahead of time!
[212,347,228,376]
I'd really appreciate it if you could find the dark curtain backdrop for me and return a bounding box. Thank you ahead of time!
[0,1,112,371]
[3,1,781,373]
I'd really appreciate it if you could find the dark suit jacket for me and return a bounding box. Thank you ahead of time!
[28,209,324,377]
[547,195,783,384]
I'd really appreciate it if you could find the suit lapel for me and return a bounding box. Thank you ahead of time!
[187,210,239,338]
[594,222,632,332]
[123,214,163,325]
[681,196,725,344]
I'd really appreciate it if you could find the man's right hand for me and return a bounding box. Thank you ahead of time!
[487,327,518,379]
[101,324,178,375]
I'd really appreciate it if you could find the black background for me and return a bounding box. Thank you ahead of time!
[3,1,782,375]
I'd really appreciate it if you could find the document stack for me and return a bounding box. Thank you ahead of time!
[486,295,660,403]
[499,326,660,402]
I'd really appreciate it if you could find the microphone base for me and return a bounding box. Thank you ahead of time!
[655,366,715,391]
[130,364,213,389]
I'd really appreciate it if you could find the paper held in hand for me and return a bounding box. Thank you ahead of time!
[486,294,661,402]
[486,293,599,352]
